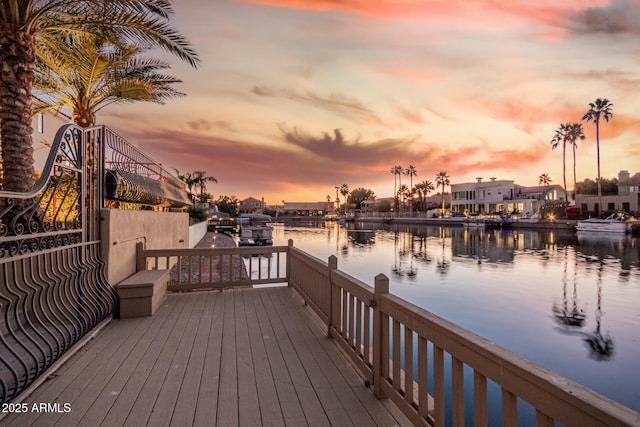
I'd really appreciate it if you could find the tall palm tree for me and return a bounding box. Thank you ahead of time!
[192,171,217,202]
[390,165,402,212]
[0,1,199,192]
[34,34,184,128]
[550,123,572,202]
[404,165,417,213]
[538,173,552,186]
[567,123,586,198]
[582,98,613,216]
[174,169,197,197]
[417,179,435,211]
[339,183,349,213]
[435,171,450,217]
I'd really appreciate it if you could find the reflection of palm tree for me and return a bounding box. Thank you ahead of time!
[552,247,586,327]
[583,263,614,360]
[437,227,450,275]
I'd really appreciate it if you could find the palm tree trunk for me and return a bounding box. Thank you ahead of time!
[562,143,568,203]
[572,144,577,201]
[596,121,602,216]
[0,26,36,193]
[441,183,445,216]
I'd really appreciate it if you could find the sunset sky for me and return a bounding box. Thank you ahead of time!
[100,0,640,204]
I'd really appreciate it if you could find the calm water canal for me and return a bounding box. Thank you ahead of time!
[268,220,640,416]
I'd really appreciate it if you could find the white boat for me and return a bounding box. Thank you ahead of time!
[575,211,636,234]
[237,214,273,246]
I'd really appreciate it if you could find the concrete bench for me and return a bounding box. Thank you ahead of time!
[117,269,169,318]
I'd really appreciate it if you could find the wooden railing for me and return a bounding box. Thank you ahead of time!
[136,240,640,426]
[136,242,288,291]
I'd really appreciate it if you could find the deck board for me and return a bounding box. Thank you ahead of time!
[2,287,410,427]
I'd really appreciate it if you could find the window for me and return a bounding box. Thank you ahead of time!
[37,113,44,133]
[608,202,615,210]
[623,202,630,211]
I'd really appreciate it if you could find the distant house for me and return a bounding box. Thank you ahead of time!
[239,197,264,214]
[451,177,566,216]
[575,170,640,216]
[283,201,328,216]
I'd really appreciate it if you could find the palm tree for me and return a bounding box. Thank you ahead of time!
[192,171,218,202]
[404,165,417,213]
[0,1,199,193]
[538,173,552,186]
[417,179,435,211]
[568,123,586,198]
[550,123,572,202]
[174,169,197,199]
[390,165,402,212]
[34,34,184,128]
[435,171,450,217]
[339,183,349,213]
[582,98,613,216]
[397,184,409,212]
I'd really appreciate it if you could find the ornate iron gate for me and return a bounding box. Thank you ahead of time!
[0,124,118,403]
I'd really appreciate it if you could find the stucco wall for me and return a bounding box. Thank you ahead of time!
[101,209,189,285]
[189,221,208,248]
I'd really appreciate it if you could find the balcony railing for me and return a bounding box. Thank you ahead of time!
[136,240,640,427]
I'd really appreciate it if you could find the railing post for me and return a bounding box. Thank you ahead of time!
[327,255,337,338]
[136,241,145,272]
[373,273,389,399]
[287,239,293,286]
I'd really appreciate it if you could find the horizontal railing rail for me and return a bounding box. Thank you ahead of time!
[137,243,288,291]
[135,239,640,426]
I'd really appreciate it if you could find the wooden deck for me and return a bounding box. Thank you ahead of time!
[2,286,409,427]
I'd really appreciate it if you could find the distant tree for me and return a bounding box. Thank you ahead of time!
[192,171,218,202]
[550,123,572,201]
[567,123,586,196]
[404,165,418,212]
[582,98,613,215]
[576,177,618,195]
[339,183,350,212]
[390,165,403,211]
[435,171,450,216]
[397,184,410,212]
[348,187,375,210]
[376,199,391,213]
[216,195,239,217]
[174,169,197,195]
[414,179,435,212]
[538,173,552,186]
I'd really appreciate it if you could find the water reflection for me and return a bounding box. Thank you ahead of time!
[334,222,632,361]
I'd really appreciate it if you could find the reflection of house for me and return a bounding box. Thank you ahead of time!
[240,197,264,213]
[283,201,328,216]
[576,170,640,216]
[451,177,566,215]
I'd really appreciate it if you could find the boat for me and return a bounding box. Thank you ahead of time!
[462,216,502,230]
[237,214,274,246]
[575,211,636,234]
[324,212,339,222]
